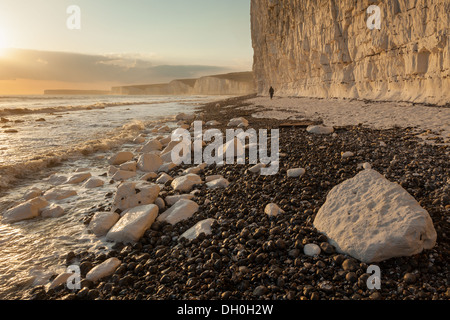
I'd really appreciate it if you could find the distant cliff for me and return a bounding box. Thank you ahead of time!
[111,72,255,96]
[44,90,111,95]
[251,0,449,105]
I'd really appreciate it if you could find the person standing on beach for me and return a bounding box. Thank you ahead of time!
[269,86,275,99]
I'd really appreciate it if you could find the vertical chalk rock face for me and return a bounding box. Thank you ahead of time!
[251,0,450,105]
[313,169,437,263]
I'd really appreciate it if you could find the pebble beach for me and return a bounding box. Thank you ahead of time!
[7,95,448,301]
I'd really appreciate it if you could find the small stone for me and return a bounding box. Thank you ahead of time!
[404,273,417,284]
[369,292,382,300]
[320,242,335,254]
[342,259,358,271]
[304,244,321,257]
[345,272,358,283]
[253,286,268,297]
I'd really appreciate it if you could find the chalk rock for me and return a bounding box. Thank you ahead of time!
[180,219,216,240]
[43,188,77,201]
[46,174,68,186]
[109,152,134,166]
[171,174,203,193]
[106,205,159,243]
[157,199,199,225]
[137,154,163,173]
[205,175,224,183]
[112,181,160,212]
[88,212,120,236]
[206,120,220,126]
[228,117,249,127]
[206,178,230,189]
[65,172,91,185]
[156,173,173,184]
[23,188,42,200]
[306,125,334,135]
[142,139,163,153]
[363,163,372,170]
[119,161,137,172]
[112,170,137,181]
[249,163,266,173]
[108,165,119,176]
[165,194,195,206]
[314,169,437,263]
[304,244,321,257]
[141,172,158,181]
[158,162,177,173]
[83,177,105,189]
[49,272,73,290]
[2,197,49,223]
[86,258,121,282]
[264,203,285,217]
[41,204,65,218]
[287,168,306,178]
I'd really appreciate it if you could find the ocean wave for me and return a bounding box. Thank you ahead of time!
[0,119,148,189]
[0,98,210,117]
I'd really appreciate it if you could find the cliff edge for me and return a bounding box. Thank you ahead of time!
[251,0,449,105]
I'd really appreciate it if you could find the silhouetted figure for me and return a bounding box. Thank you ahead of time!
[269,86,275,99]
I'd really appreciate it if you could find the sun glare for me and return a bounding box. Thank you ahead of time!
[0,29,8,54]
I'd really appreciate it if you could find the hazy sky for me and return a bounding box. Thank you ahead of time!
[0,0,253,94]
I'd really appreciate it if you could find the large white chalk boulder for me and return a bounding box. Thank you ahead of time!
[158,162,177,173]
[314,169,437,263]
[112,181,160,212]
[119,161,137,172]
[88,212,120,236]
[2,197,49,223]
[228,117,249,127]
[137,154,163,173]
[206,178,230,189]
[171,174,203,193]
[156,173,173,184]
[287,168,306,178]
[23,188,42,201]
[43,188,77,201]
[106,204,159,243]
[86,258,121,282]
[109,152,134,166]
[264,203,285,217]
[180,219,216,240]
[111,170,137,181]
[157,199,199,225]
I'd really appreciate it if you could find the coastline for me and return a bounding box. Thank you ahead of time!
[6,94,448,301]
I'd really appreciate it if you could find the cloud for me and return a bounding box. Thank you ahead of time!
[0,48,231,84]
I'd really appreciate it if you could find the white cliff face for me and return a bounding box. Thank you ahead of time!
[251,0,450,105]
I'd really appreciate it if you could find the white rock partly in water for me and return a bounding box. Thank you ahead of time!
[83,177,105,189]
[112,181,160,212]
[206,178,230,189]
[119,161,137,172]
[86,258,121,282]
[88,212,120,237]
[304,244,321,257]
[2,197,49,224]
[106,204,159,243]
[49,272,73,290]
[180,219,216,240]
[109,152,134,166]
[137,154,163,173]
[287,168,306,178]
[41,204,65,219]
[314,169,437,263]
[23,188,42,201]
[264,203,285,217]
[306,125,334,135]
[141,139,163,153]
[157,199,199,225]
[43,188,77,201]
[171,174,203,193]
[65,172,92,185]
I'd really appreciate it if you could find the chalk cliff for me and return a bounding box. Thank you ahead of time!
[111,72,255,96]
[251,0,449,105]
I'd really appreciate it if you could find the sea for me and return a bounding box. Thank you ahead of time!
[0,94,224,299]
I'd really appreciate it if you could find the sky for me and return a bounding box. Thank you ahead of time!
[0,0,253,94]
